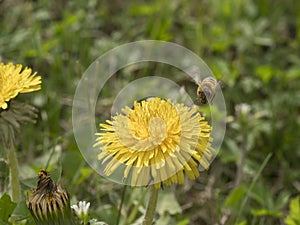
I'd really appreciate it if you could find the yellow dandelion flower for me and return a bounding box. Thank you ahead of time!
[0,62,41,110]
[94,97,214,188]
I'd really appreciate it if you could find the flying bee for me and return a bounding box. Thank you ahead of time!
[196,77,219,105]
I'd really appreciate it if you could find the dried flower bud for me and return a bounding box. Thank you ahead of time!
[27,170,75,225]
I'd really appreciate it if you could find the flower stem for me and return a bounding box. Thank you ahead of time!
[234,133,247,187]
[116,185,127,225]
[235,153,272,223]
[125,188,148,225]
[142,186,158,225]
[7,134,21,202]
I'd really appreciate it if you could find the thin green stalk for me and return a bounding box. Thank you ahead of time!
[234,133,247,187]
[7,134,21,202]
[235,153,272,223]
[142,186,158,225]
[125,188,148,225]
[116,185,127,225]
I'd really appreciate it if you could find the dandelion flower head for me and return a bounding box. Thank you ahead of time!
[94,97,214,188]
[0,62,41,110]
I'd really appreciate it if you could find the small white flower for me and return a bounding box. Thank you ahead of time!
[71,201,90,218]
[235,103,251,116]
[89,218,108,225]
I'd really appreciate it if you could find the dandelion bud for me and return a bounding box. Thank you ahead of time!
[27,170,75,225]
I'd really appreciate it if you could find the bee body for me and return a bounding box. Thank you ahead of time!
[196,77,218,104]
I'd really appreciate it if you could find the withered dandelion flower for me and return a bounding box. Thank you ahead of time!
[94,97,214,188]
[0,62,41,110]
[27,170,74,225]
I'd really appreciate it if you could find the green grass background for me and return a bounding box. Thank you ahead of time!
[0,0,300,224]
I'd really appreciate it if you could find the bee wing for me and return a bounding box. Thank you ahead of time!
[185,66,202,85]
[194,76,202,85]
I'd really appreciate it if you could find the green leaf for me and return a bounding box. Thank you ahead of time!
[93,204,118,225]
[236,221,247,225]
[0,218,10,225]
[20,177,37,189]
[76,167,93,185]
[0,159,9,190]
[224,187,245,208]
[0,193,17,222]
[285,196,300,225]
[221,139,240,163]
[154,214,171,225]
[62,151,83,181]
[49,165,62,184]
[256,65,273,83]
[177,218,190,225]
[9,200,31,224]
[251,208,282,217]
[156,191,182,215]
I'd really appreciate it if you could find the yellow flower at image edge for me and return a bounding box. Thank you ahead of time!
[0,62,42,110]
[94,98,215,188]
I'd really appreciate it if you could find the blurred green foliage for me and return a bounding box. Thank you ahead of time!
[285,196,300,225]
[0,0,299,224]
